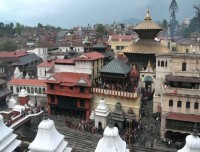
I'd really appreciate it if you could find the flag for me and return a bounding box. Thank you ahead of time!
[173,88,177,95]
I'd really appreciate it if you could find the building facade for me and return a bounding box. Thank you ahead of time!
[46,72,93,121]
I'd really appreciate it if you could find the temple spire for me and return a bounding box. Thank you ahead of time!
[147,60,152,67]
[192,123,198,137]
[145,5,151,20]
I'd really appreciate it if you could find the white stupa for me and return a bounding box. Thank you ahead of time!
[29,112,72,152]
[14,67,23,78]
[178,124,200,152]
[95,98,110,128]
[95,120,129,152]
[7,97,18,109]
[0,114,21,152]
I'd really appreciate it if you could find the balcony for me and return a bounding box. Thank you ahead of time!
[162,85,200,97]
[92,87,139,99]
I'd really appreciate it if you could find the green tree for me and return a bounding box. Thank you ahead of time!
[96,24,108,38]
[15,23,22,35]
[181,17,199,37]
[162,19,168,29]
[38,23,43,28]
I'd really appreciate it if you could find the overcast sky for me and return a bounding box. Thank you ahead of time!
[0,0,199,28]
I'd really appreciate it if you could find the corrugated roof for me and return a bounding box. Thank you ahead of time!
[176,38,200,46]
[100,59,131,74]
[11,53,40,66]
[123,39,170,54]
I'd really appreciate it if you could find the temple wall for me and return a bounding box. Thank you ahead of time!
[92,93,140,121]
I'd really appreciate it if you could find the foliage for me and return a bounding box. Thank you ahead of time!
[96,24,108,38]
[0,41,17,51]
[180,17,199,37]
[162,19,168,29]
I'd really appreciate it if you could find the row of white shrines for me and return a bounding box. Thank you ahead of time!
[1,111,200,152]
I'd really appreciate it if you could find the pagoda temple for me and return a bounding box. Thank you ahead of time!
[123,9,170,70]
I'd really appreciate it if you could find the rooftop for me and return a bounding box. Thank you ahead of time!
[8,78,46,86]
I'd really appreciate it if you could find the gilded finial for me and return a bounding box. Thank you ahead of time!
[145,5,151,20]
[147,60,151,67]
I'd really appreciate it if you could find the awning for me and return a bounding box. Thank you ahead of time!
[144,76,153,82]
[166,112,200,122]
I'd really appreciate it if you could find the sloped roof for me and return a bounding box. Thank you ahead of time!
[37,60,55,67]
[92,43,108,49]
[8,78,46,86]
[100,59,131,74]
[123,39,170,54]
[176,38,200,46]
[133,11,162,30]
[75,52,104,61]
[111,35,134,41]
[11,53,40,66]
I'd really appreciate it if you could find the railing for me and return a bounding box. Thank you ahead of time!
[162,84,200,96]
[10,111,43,129]
[173,71,200,78]
[91,87,139,99]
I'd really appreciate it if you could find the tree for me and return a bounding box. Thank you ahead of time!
[120,23,125,29]
[162,19,168,29]
[194,3,200,33]
[181,17,199,37]
[15,23,21,35]
[38,23,43,28]
[96,24,108,38]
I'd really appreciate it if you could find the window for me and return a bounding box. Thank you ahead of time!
[50,84,54,90]
[27,87,30,93]
[194,102,199,109]
[169,100,173,107]
[80,99,85,107]
[158,61,160,67]
[10,86,13,92]
[186,101,190,108]
[16,87,19,93]
[44,70,47,76]
[80,87,85,93]
[39,88,42,94]
[31,87,34,93]
[186,49,189,54]
[51,95,55,103]
[182,62,186,71]
[69,87,73,90]
[177,101,182,107]
[161,61,164,67]
[60,85,64,89]
[116,46,120,50]
[165,61,168,67]
[35,88,38,93]
[43,88,45,93]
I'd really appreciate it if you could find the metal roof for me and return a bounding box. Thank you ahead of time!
[11,53,40,66]
[100,59,131,74]
[123,39,170,54]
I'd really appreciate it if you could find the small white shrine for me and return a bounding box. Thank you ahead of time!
[178,124,200,152]
[7,97,18,109]
[0,114,21,152]
[29,112,72,152]
[95,120,129,152]
[95,98,110,128]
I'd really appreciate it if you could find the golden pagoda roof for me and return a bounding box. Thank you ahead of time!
[133,10,162,30]
[123,39,170,54]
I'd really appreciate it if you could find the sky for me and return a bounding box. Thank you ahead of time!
[0,0,199,29]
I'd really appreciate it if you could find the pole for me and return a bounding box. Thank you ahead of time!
[129,115,131,151]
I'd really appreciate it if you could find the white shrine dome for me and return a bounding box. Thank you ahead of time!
[7,97,18,109]
[95,123,128,152]
[178,124,200,152]
[29,113,71,152]
[89,110,95,120]
[18,89,28,97]
[95,98,110,117]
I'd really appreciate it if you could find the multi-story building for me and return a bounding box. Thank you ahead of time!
[154,53,200,140]
[109,35,135,53]
[37,52,104,84]
[46,72,92,121]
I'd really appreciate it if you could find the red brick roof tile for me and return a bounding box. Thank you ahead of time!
[37,60,55,67]
[55,58,75,64]
[75,52,104,61]
[8,78,46,86]
[111,35,134,41]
